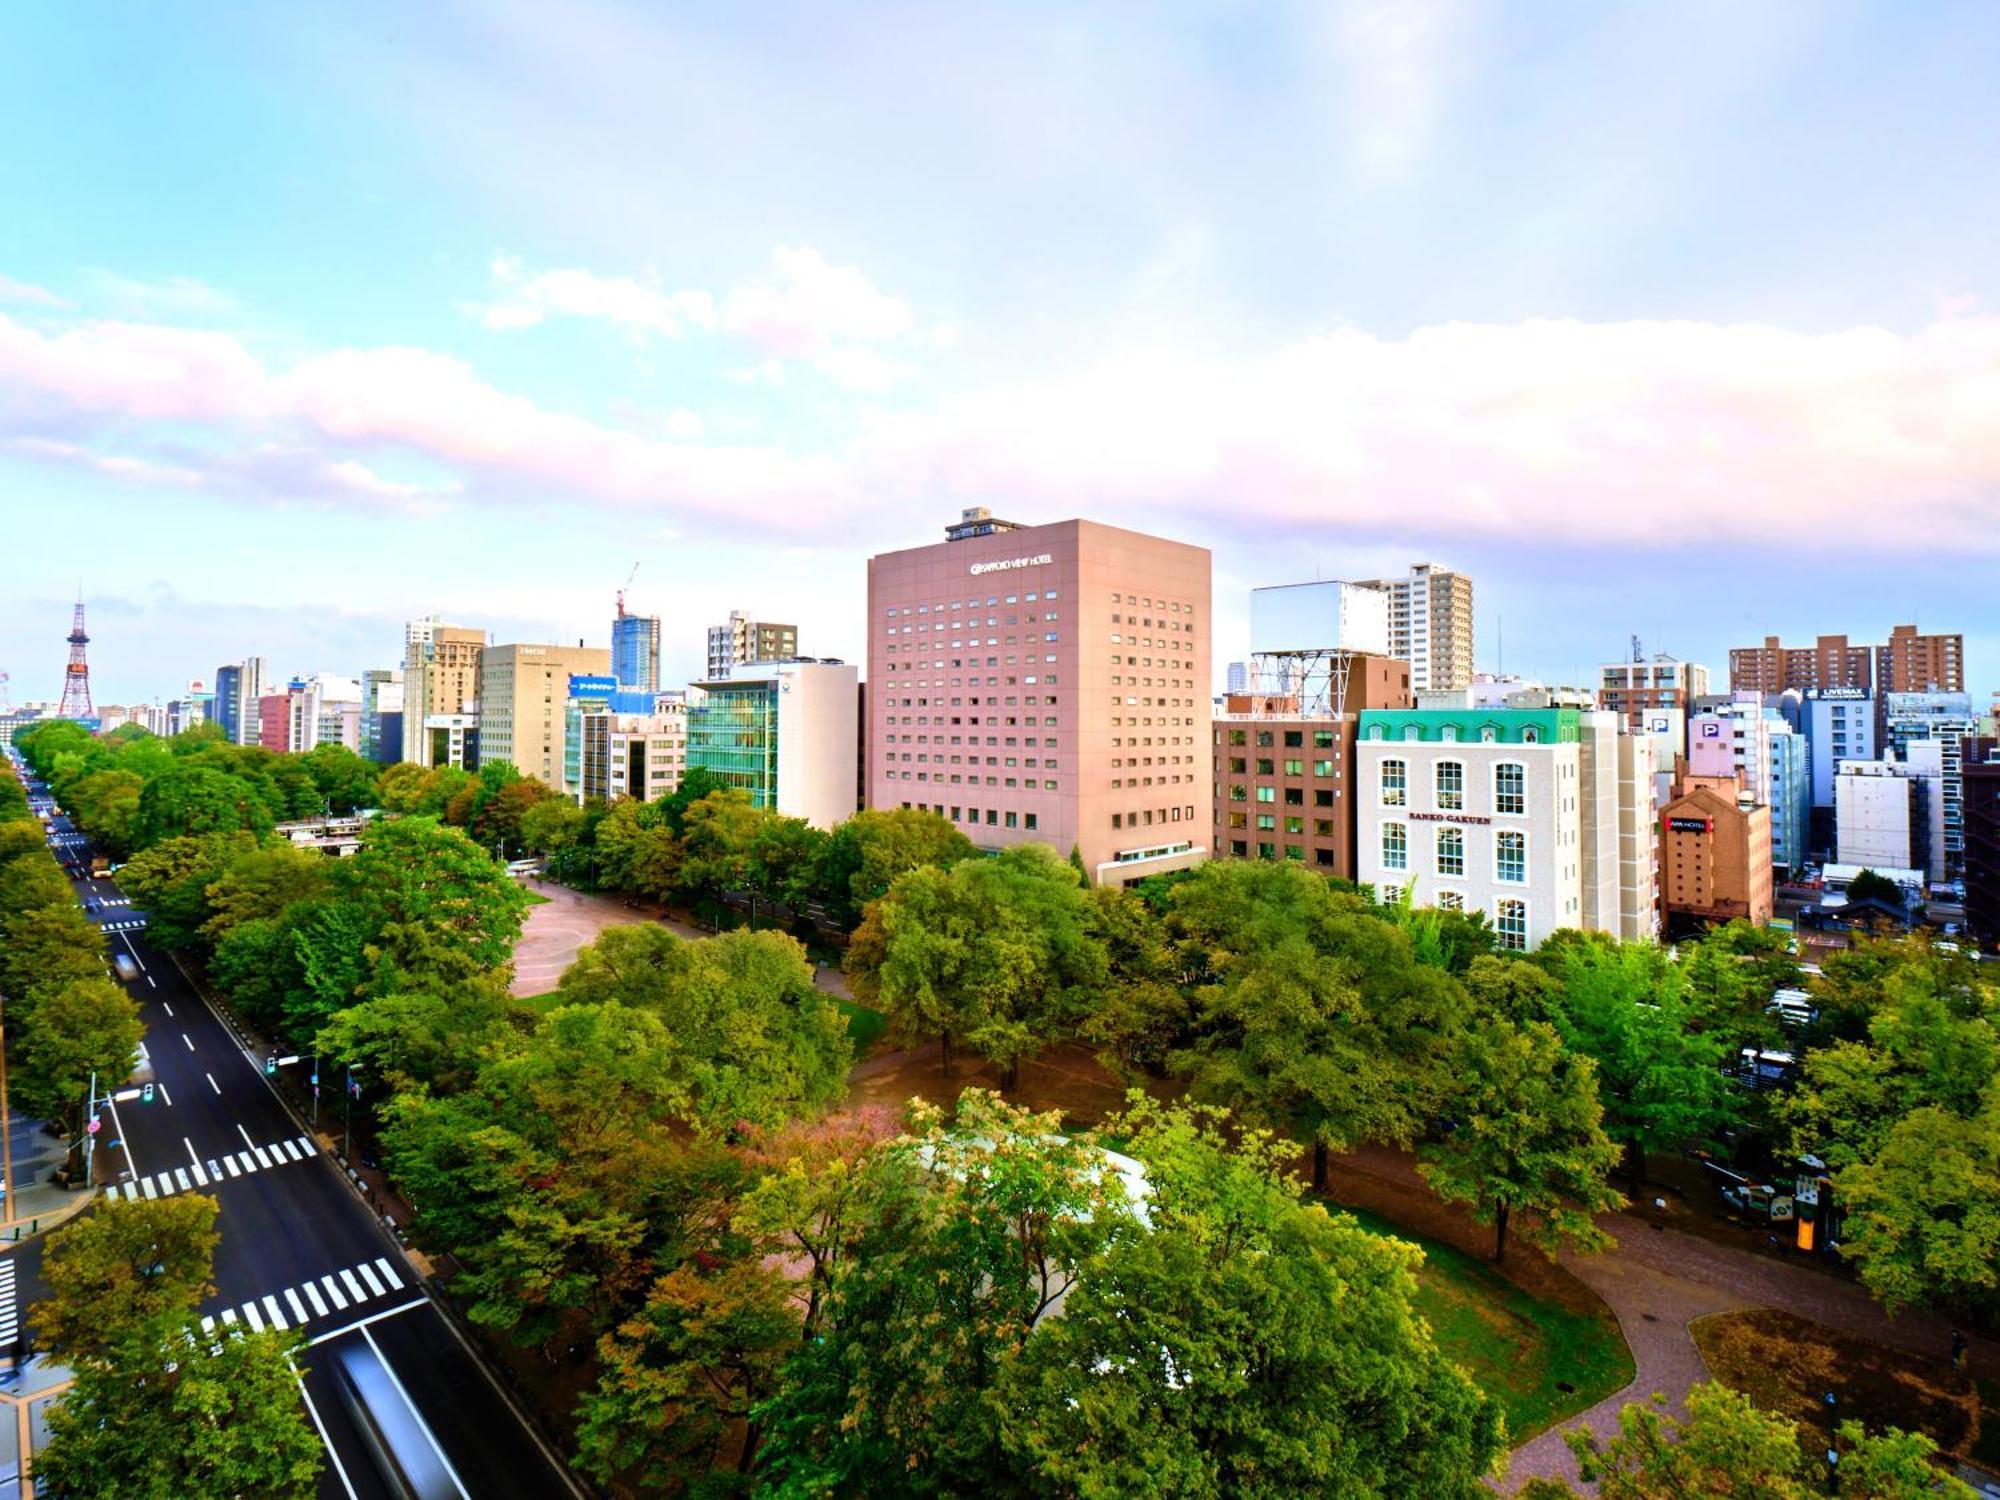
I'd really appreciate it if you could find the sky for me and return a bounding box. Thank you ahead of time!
[2,0,1998,708]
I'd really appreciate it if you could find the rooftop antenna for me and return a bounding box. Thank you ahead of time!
[616,562,640,618]
[1631,633,1643,664]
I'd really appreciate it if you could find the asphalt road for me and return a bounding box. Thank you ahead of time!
[6,760,581,1500]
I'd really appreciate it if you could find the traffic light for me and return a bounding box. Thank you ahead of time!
[264,1055,277,1075]
[140,1082,155,1104]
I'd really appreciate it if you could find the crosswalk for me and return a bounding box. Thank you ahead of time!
[199,1256,408,1339]
[108,1134,318,1201]
[93,896,133,908]
[0,1255,15,1351]
[100,916,148,933]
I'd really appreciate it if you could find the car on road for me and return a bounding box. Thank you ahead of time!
[329,1338,462,1500]
[112,952,140,983]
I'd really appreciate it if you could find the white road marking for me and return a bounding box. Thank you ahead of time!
[295,1135,313,1154]
[355,1262,386,1298]
[207,1160,221,1182]
[172,1168,191,1192]
[146,974,156,988]
[338,1268,365,1303]
[251,1145,274,1169]
[236,1123,256,1150]
[302,1281,328,1318]
[181,1032,194,1052]
[220,1309,237,1326]
[305,1297,426,1348]
[261,1294,286,1330]
[140,1177,158,1199]
[292,1362,360,1500]
[222,1155,241,1178]
[183,1137,202,1171]
[279,1139,304,1161]
[119,933,146,973]
[241,1302,264,1332]
[189,1161,208,1187]
[162,1002,172,1017]
[200,1315,215,1334]
[205,1072,220,1095]
[372,1258,404,1290]
[157,1081,172,1107]
[284,1287,308,1324]
[319,1275,349,1310]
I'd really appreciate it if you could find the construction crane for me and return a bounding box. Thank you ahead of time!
[615,562,640,618]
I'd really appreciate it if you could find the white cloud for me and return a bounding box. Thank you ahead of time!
[1324,0,1482,178]
[721,245,916,356]
[477,254,716,337]
[6,299,2000,554]
[0,276,69,310]
[79,270,239,319]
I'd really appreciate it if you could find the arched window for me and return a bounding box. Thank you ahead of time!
[1380,758,1406,806]
[1494,762,1526,816]
[1495,899,1528,951]
[1496,830,1526,884]
[1381,822,1408,870]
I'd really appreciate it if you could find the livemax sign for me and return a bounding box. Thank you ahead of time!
[969,553,1053,576]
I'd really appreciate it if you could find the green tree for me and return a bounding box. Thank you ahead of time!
[0,900,105,1005]
[115,831,256,950]
[1837,1099,2000,1314]
[813,808,975,928]
[1528,1381,1976,1499]
[677,789,768,912]
[132,763,275,847]
[553,925,852,1132]
[861,843,1107,1086]
[34,1194,220,1362]
[37,1324,322,1499]
[197,844,331,943]
[1419,1019,1625,1262]
[1000,1097,1503,1499]
[299,741,379,813]
[11,976,143,1146]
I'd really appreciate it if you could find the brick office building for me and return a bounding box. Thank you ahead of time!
[1211,656,1413,876]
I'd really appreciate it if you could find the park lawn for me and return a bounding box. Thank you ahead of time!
[837,998,888,1055]
[1340,1205,1634,1443]
[1693,1309,1979,1463]
[521,888,551,905]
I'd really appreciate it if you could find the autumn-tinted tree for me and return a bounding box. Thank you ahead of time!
[34,1194,220,1362]
[1837,1099,2000,1314]
[11,976,144,1146]
[1419,1019,1624,1262]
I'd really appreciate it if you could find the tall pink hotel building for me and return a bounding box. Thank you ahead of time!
[867,509,1212,885]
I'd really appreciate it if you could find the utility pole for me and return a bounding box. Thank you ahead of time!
[82,1070,96,1187]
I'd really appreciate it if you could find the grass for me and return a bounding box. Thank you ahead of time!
[837,998,888,1055]
[1338,1204,1635,1442]
[1693,1309,1981,1464]
[521,888,551,906]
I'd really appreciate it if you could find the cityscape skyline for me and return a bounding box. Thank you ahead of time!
[4,3,2000,702]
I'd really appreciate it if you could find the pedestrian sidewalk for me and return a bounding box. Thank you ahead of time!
[0,1116,93,1245]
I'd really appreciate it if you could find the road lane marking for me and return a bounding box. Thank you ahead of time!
[305,1298,426,1348]
[140,1177,158,1199]
[279,1139,304,1161]
[172,1168,192,1192]
[250,1145,273,1169]
[284,1288,308,1323]
[292,1361,360,1500]
[372,1258,404,1290]
[184,1137,202,1171]
[338,1268,365,1303]
[302,1282,328,1318]
[220,1309,237,1326]
[237,1123,256,1150]
[221,1155,241,1178]
[241,1302,264,1332]
[261,1295,285,1330]
[162,1002,172,1017]
[207,1160,222,1182]
[147,974,156,987]
[355,1263,386,1298]
[320,1275,349,1310]
[189,1162,208,1187]
[157,1081,173,1107]
[182,1032,194,1052]
[295,1135,312,1154]
[120,933,146,973]
[205,1073,220,1095]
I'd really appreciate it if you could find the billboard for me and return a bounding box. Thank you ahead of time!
[1249,581,1390,656]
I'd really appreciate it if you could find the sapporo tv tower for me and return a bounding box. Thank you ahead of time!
[57,595,94,721]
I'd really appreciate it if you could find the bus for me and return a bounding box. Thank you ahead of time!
[327,1339,463,1500]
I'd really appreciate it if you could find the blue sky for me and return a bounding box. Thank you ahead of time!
[2,0,1997,707]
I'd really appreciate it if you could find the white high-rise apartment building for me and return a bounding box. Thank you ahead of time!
[706,611,798,680]
[1354,563,1475,693]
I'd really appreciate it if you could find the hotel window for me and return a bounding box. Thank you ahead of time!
[1257,814,1276,830]
[1382,822,1408,870]
[1496,831,1526,884]
[1496,899,1528,952]
[1494,762,1525,816]
[1436,761,1464,811]
[1380,758,1406,806]
[1284,759,1303,775]
[1314,759,1334,776]
[1438,890,1464,913]
[1257,758,1274,775]
[1436,826,1464,877]
[1256,787,1275,803]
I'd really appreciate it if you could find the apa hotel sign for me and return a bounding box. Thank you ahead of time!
[969,553,1053,576]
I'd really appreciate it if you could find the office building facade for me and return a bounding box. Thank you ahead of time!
[1962,738,2000,946]
[688,658,858,829]
[1883,692,1977,875]
[612,610,663,693]
[1211,656,1413,876]
[867,509,1211,884]
[1353,563,1474,693]
[361,669,404,764]
[1835,759,1925,874]
[1658,769,1774,933]
[706,611,798,680]
[479,642,611,788]
[1598,654,1710,736]
[403,617,487,769]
